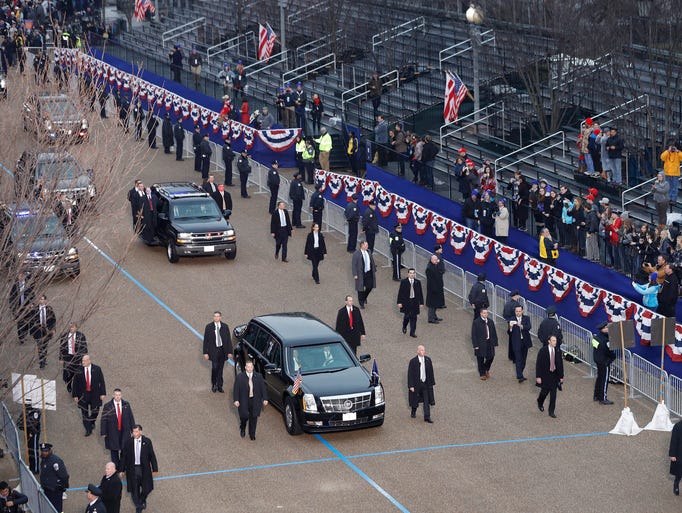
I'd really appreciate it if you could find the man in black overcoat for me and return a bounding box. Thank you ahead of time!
[535,335,564,418]
[397,268,424,338]
[100,462,122,513]
[507,305,533,382]
[58,322,88,392]
[334,295,366,355]
[100,389,136,467]
[72,354,107,436]
[202,311,233,393]
[407,345,435,423]
[425,253,445,323]
[233,361,268,440]
[670,419,682,495]
[471,307,498,380]
[119,425,158,513]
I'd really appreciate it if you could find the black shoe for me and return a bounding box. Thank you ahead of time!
[435,317,443,321]
[518,377,527,383]
[142,502,147,510]
[549,413,557,418]
[315,280,320,284]
[599,399,614,405]
[410,410,416,418]
[537,401,544,412]
[424,418,433,424]
[674,482,680,495]
[282,259,289,262]
[217,387,224,393]
[250,435,256,440]
[296,224,306,229]
[212,386,217,393]
[410,334,418,338]
[428,319,440,324]
[274,253,279,260]
[392,278,400,282]
[39,362,46,369]
[240,429,245,438]
[593,397,599,401]
[85,430,92,437]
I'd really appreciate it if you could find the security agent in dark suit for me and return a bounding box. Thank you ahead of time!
[335,295,366,355]
[119,425,158,513]
[100,389,136,467]
[199,133,212,181]
[537,305,563,349]
[288,171,306,228]
[270,201,293,262]
[389,223,406,281]
[173,122,184,161]
[29,294,56,369]
[267,160,281,215]
[361,201,379,252]
[202,174,218,194]
[192,125,202,171]
[467,272,489,319]
[202,311,233,393]
[407,345,435,423]
[471,307,498,380]
[507,305,533,382]
[85,483,107,513]
[236,150,252,198]
[222,140,234,185]
[59,322,88,392]
[0,480,28,513]
[9,271,34,344]
[536,334,564,418]
[72,354,107,436]
[397,268,424,338]
[233,360,268,440]
[344,194,360,252]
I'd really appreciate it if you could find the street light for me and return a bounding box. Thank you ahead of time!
[278,0,287,61]
[466,4,483,123]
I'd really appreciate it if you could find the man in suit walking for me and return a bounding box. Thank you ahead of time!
[233,360,268,440]
[72,354,106,436]
[100,389,136,467]
[270,201,292,262]
[100,462,122,513]
[536,334,564,418]
[58,322,88,393]
[119,424,158,513]
[30,294,56,369]
[203,311,233,393]
[397,268,424,338]
[471,307,498,380]
[407,345,435,423]
[507,305,533,382]
[335,295,366,355]
[212,184,233,216]
[9,271,33,344]
[352,240,376,308]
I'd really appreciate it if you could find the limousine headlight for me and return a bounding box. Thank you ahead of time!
[302,393,317,413]
[374,385,384,405]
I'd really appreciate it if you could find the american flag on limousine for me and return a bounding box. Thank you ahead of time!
[292,368,303,395]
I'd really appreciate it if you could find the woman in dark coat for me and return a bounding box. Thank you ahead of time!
[425,254,445,322]
[161,114,174,153]
[670,419,682,494]
[304,223,327,284]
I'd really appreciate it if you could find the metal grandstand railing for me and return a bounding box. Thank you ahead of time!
[579,93,650,130]
[287,0,330,25]
[296,29,343,63]
[161,17,206,48]
[243,49,288,76]
[371,16,425,52]
[551,53,613,92]
[438,29,495,70]
[493,131,566,178]
[282,53,336,86]
[207,31,255,63]
[439,102,506,150]
[621,175,658,211]
[341,69,400,114]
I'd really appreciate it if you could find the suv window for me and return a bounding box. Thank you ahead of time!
[264,339,281,368]
[252,329,270,354]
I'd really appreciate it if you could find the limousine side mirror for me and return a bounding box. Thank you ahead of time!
[233,324,247,338]
[264,363,281,374]
[358,354,371,363]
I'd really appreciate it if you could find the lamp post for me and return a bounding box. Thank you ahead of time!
[466,4,483,123]
[278,0,287,63]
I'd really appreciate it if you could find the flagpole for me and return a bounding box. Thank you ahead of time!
[278,0,287,61]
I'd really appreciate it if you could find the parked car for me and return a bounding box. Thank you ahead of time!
[151,182,236,262]
[16,150,95,206]
[22,92,88,143]
[0,202,80,277]
[232,312,385,435]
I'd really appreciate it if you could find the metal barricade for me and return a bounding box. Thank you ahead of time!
[609,349,631,385]
[403,240,416,272]
[492,285,527,323]
[667,374,682,417]
[19,462,58,513]
[1,403,20,462]
[464,272,495,316]
[324,201,348,236]
[559,316,595,375]
[443,262,465,303]
[413,245,432,276]
[524,300,547,339]
[372,227,392,267]
[629,353,667,403]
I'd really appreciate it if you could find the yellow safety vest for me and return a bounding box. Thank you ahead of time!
[296,140,306,154]
[317,133,332,152]
[539,235,548,259]
[302,147,315,162]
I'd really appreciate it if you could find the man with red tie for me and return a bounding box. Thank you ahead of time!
[58,322,88,393]
[72,355,107,436]
[100,388,136,467]
[334,295,366,355]
[535,335,564,418]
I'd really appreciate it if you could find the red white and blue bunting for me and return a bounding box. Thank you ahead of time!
[495,244,524,276]
[314,169,328,192]
[634,306,659,346]
[546,268,575,302]
[360,180,377,205]
[470,235,494,265]
[376,187,394,217]
[413,205,432,236]
[602,292,636,322]
[256,129,301,152]
[523,258,547,291]
[449,223,470,255]
[343,176,360,200]
[394,197,412,225]
[575,280,604,318]
[430,215,450,244]
[327,173,343,198]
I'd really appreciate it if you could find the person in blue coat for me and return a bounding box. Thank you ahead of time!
[632,272,661,309]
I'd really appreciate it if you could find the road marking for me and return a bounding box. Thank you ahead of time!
[314,434,411,513]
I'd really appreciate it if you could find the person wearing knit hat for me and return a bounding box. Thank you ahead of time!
[632,273,661,309]
[462,189,480,231]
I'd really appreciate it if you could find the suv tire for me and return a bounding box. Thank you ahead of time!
[225,248,237,260]
[284,396,302,435]
[167,241,179,263]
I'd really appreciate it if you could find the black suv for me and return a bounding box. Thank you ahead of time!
[0,202,80,277]
[22,93,88,143]
[16,151,95,205]
[232,312,385,435]
[152,182,236,263]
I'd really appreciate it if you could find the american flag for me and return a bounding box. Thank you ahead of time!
[258,23,277,62]
[443,71,468,123]
[134,0,155,22]
[371,359,380,385]
[292,368,303,395]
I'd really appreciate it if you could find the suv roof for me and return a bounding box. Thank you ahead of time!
[252,313,343,346]
[154,182,212,199]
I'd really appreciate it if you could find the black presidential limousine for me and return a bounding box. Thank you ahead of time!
[232,312,385,435]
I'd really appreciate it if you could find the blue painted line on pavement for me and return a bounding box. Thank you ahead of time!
[314,434,411,513]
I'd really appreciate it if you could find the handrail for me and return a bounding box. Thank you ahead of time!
[579,93,649,130]
[551,53,612,91]
[288,0,330,25]
[439,102,505,150]
[372,16,425,51]
[207,31,255,64]
[438,29,495,69]
[494,131,565,177]
[621,175,658,211]
[243,48,288,76]
[161,17,205,48]
[282,53,336,85]
[341,69,400,113]
[296,29,342,62]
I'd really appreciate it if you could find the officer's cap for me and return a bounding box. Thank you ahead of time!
[272,160,279,166]
[87,484,102,496]
[39,443,52,451]
[597,321,609,330]
[546,305,557,315]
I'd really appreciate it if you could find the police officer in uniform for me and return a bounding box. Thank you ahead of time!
[236,150,252,198]
[344,194,360,253]
[192,126,202,172]
[289,171,305,228]
[222,140,234,186]
[361,201,379,252]
[39,443,69,513]
[18,403,41,474]
[537,305,563,349]
[309,184,325,228]
[467,272,489,319]
[267,160,281,215]
[389,224,406,281]
[85,484,106,513]
[173,121,184,161]
[592,321,616,405]
[199,134,212,182]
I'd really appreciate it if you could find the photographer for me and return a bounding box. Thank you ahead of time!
[0,481,28,513]
[661,143,682,206]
